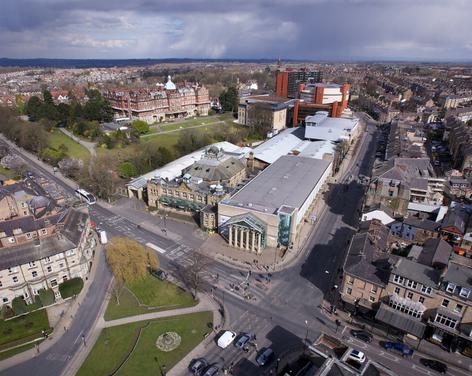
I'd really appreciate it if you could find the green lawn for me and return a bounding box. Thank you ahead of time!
[0,165,20,180]
[77,311,213,376]
[48,129,90,160]
[149,116,222,134]
[104,274,197,321]
[0,310,50,350]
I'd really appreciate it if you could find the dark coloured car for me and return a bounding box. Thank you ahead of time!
[383,342,414,356]
[256,347,275,366]
[202,365,219,376]
[350,329,373,343]
[420,358,447,374]
[151,269,168,281]
[189,358,208,375]
[234,333,251,349]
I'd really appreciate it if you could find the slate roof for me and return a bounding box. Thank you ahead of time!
[441,207,470,234]
[184,156,246,183]
[392,258,441,287]
[417,238,452,267]
[403,217,441,232]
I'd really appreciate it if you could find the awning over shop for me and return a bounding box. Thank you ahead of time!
[375,304,426,338]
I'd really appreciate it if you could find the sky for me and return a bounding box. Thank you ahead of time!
[1,0,471,61]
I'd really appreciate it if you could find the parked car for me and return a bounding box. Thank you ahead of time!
[419,358,447,374]
[256,347,275,366]
[234,333,251,349]
[347,349,366,363]
[350,329,373,343]
[382,342,414,356]
[217,331,236,349]
[189,358,209,375]
[151,269,168,281]
[202,365,219,376]
[462,345,472,358]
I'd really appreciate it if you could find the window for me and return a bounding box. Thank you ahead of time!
[2,297,7,303]
[62,275,68,282]
[47,266,52,273]
[419,297,425,304]
[435,313,458,329]
[40,229,47,235]
[26,233,32,239]
[12,276,18,283]
[454,304,463,314]
[407,280,418,289]
[369,296,376,302]
[32,271,38,278]
[347,276,354,285]
[371,285,378,293]
[446,283,456,293]
[8,237,15,243]
[407,292,414,299]
[28,261,36,268]
[59,263,64,268]
[50,279,57,287]
[459,288,470,298]
[0,280,2,287]
[346,287,352,295]
[44,257,51,264]
[421,285,432,295]
[395,287,401,294]
[441,299,449,308]
[393,275,404,285]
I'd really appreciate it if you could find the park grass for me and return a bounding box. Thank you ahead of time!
[48,129,90,160]
[77,311,213,376]
[104,274,197,321]
[0,309,50,350]
[149,116,222,134]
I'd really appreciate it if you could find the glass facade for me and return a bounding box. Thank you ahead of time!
[277,212,292,247]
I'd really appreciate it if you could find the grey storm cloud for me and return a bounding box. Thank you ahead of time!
[0,0,471,60]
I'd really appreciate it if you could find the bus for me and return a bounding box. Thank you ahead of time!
[75,189,96,205]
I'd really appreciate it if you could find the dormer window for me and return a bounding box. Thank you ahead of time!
[446,283,456,293]
[459,288,470,299]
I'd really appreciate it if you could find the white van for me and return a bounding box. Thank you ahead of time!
[98,230,108,245]
[217,331,236,349]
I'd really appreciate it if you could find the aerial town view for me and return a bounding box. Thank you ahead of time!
[0,1,472,376]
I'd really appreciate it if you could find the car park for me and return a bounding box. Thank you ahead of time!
[202,364,219,376]
[256,347,275,366]
[217,331,236,348]
[419,358,447,374]
[350,329,372,343]
[382,341,414,356]
[189,358,209,375]
[234,333,251,349]
[347,349,366,363]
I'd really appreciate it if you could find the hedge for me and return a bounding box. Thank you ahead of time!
[11,297,27,316]
[59,277,84,299]
[38,289,55,306]
[1,305,14,320]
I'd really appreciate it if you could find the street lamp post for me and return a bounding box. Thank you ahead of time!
[304,320,309,353]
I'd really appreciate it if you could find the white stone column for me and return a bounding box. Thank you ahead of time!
[245,230,250,250]
[228,225,233,246]
[251,231,256,253]
[257,234,262,254]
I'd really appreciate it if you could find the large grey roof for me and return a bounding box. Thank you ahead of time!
[403,217,441,232]
[441,207,470,234]
[184,156,246,183]
[222,156,330,214]
[443,262,472,291]
[418,238,452,267]
[393,258,441,287]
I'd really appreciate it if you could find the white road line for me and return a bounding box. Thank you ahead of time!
[411,364,431,375]
[348,338,368,349]
[146,242,167,254]
[377,351,399,362]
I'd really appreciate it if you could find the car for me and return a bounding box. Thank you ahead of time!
[350,329,373,343]
[202,365,219,376]
[382,342,414,356]
[234,333,251,349]
[256,347,275,366]
[151,269,168,281]
[189,358,209,375]
[347,349,366,364]
[419,358,447,374]
[217,331,236,348]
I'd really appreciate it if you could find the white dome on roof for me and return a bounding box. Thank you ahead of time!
[165,75,176,90]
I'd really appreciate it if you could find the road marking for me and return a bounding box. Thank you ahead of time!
[377,351,399,362]
[348,338,367,349]
[411,364,431,375]
[146,242,166,254]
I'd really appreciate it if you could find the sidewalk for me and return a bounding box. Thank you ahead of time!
[0,242,103,372]
[323,304,472,373]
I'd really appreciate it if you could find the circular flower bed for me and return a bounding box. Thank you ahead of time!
[155,331,181,352]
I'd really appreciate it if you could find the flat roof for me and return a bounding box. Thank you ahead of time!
[305,116,359,142]
[221,155,330,214]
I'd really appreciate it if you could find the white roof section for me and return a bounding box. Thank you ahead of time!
[127,141,248,190]
[305,113,359,142]
[164,75,176,90]
[362,210,395,225]
[253,128,335,165]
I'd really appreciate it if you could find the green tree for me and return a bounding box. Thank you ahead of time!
[131,119,150,134]
[118,161,138,178]
[83,89,113,122]
[25,96,42,121]
[105,237,159,304]
[15,95,25,115]
[219,86,239,113]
